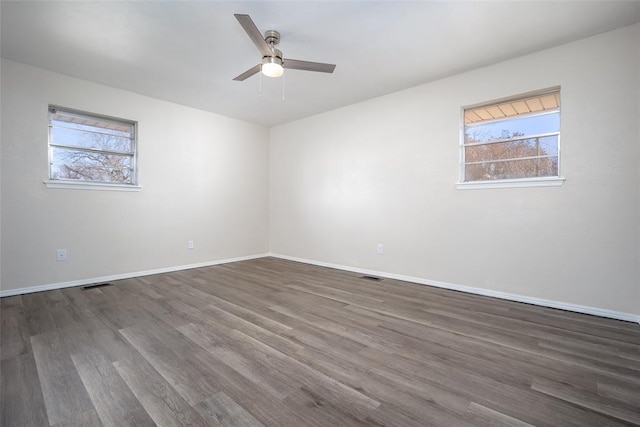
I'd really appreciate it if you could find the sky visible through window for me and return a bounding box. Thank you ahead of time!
[463,108,560,181]
[465,111,559,143]
[49,109,136,184]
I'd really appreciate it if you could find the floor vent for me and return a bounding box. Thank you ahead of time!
[82,283,112,290]
[360,275,382,281]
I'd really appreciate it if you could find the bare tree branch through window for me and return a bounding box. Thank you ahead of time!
[462,90,560,182]
[49,107,137,185]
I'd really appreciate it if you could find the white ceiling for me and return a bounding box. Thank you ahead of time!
[2,1,639,127]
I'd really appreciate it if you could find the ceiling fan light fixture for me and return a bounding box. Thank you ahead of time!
[262,56,284,78]
[232,14,335,81]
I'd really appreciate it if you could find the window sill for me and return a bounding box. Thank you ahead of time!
[44,180,141,192]
[456,176,565,190]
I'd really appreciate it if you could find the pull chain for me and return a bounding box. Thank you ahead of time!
[259,66,263,99]
[282,70,286,101]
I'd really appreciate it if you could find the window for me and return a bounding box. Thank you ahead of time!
[47,106,138,188]
[458,89,563,189]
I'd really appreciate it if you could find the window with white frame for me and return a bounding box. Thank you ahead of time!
[460,89,561,187]
[48,106,137,186]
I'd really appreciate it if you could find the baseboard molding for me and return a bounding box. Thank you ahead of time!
[3,251,637,324]
[269,253,640,324]
[0,253,270,298]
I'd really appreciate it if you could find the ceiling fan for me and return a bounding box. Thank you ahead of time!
[232,14,336,81]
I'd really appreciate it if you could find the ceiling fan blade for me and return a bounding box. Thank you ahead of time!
[234,14,273,58]
[233,64,261,81]
[283,59,336,74]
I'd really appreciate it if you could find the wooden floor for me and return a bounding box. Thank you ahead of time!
[1,257,639,426]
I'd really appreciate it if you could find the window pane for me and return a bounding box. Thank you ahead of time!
[464,111,559,143]
[50,109,133,133]
[51,125,133,152]
[51,147,133,184]
[51,119,132,137]
[48,106,137,186]
[461,89,561,184]
[465,157,558,181]
[465,135,558,163]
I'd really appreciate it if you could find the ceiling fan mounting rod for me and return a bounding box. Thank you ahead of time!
[264,30,280,49]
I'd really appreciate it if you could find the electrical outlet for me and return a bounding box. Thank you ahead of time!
[56,249,67,261]
[376,243,384,255]
[188,240,194,249]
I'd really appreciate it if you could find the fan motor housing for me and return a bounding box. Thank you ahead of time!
[263,48,283,61]
[262,52,283,68]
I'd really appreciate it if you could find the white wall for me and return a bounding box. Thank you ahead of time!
[270,24,640,317]
[2,25,639,319]
[1,60,270,293]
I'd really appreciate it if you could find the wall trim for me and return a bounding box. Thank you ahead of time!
[0,253,269,298]
[269,253,640,324]
[455,176,565,190]
[2,251,637,324]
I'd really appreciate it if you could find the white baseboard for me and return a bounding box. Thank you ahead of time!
[3,251,637,324]
[0,253,270,298]
[269,253,640,324]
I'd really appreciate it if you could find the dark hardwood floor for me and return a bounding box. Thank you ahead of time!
[1,257,639,426]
